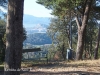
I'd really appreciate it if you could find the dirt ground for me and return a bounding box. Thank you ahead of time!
[0,60,100,75]
[20,62,100,75]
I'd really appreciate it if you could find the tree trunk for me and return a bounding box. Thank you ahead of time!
[4,0,24,75]
[94,24,100,59]
[84,39,87,59]
[75,0,92,60]
[62,44,66,60]
[76,28,85,60]
[89,40,92,59]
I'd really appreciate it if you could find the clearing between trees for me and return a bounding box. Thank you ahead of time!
[21,59,100,75]
[0,59,100,75]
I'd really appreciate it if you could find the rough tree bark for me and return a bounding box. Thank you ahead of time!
[75,0,93,60]
[4,0,24,75]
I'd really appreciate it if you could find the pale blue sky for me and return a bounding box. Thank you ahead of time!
[0,0,52,17]
[24,0,53,17]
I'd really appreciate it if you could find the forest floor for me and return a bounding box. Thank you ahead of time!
[0,59,100,75]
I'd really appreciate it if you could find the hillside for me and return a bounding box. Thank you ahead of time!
[23,33,52,45]
[23,14,50,33]
[23,14,52,45]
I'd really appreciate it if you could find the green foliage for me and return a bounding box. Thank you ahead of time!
[47,18,67,42]
[83,18,98,59]
[24,33,52,45]
[98,48,100,58]
[23,27,27,42]
[47,18,69,60]
[37,0,100,59]
[37,0,100,19]
[0,18,6,62]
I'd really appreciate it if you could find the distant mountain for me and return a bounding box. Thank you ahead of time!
[23,33,52,45]
[25,24,49,34]
[23,14,52,45]
[23,14,50,28]
[23,14,51,33]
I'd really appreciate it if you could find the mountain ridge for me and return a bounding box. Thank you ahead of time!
[23,14,52,45]
[23,14,50,28]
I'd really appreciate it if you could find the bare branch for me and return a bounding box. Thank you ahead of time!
[75,15,81,28]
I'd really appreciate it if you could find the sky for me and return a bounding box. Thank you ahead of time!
[0,0,53,17]
[24,0,53,17]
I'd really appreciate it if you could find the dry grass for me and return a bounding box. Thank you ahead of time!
[0,59,100,75]
[21,59,100,68]
[27,59,100,73]
[66,59,100,66]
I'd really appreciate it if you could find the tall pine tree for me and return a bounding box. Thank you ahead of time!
[4,0,24,75]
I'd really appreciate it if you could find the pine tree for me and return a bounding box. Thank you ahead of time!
[4,0,24,75]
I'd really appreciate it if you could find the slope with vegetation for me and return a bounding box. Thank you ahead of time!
[23,33,52,45]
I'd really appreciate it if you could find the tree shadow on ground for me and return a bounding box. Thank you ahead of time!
[0,62,100,75]
[0,71,100,75]
[20,71,100,75]
[31,62,100,69]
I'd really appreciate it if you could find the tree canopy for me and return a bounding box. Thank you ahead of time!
[37,0,100,60]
